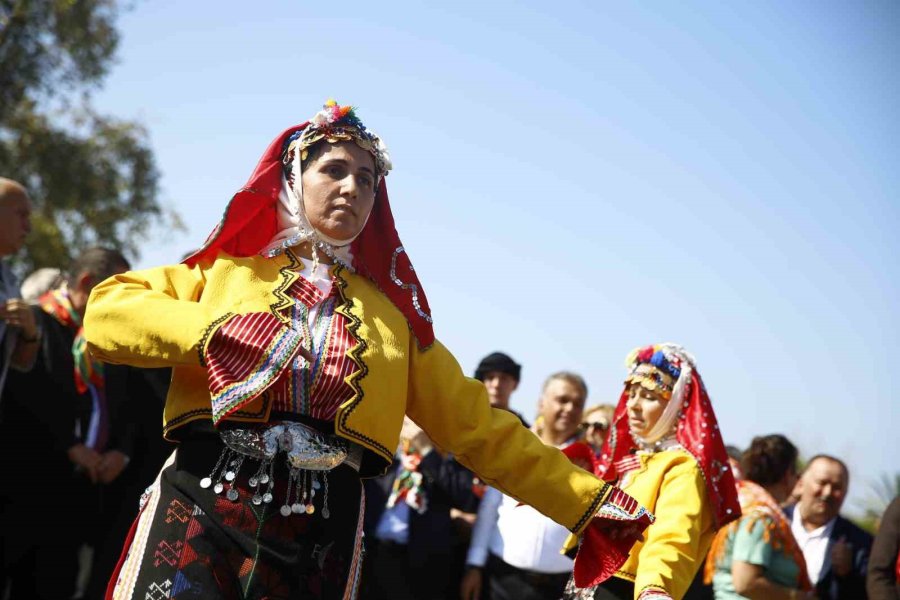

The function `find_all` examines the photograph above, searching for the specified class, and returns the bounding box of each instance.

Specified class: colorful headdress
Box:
[263,100,394,265]
[184,101,435,348]
[284,100,392,178]
[599,343,741,529]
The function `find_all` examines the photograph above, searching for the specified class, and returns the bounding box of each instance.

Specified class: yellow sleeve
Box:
[633,458,712,600]
[404,339,609,534]
[84,262,229,368]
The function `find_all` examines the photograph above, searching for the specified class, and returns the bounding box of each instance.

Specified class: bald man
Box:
[786,455,873,600]
[0,177,37,393]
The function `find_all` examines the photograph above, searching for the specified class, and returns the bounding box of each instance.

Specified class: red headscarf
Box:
[598,344,741,529]
[183,121,435,349]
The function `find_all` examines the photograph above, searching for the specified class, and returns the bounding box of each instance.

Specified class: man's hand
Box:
[400,417,433,456]
[459,567,483,600]
[97,450,129,484]
[68,443,103,483]
[831,536,853,577]
[1,299,38,340]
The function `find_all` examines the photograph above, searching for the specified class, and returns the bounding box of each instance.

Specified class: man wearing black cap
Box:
[473,351,528,426]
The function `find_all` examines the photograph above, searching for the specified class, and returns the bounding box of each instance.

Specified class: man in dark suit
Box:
[786,454,873,600]
[0,247,131,599]
[362,418,480,600]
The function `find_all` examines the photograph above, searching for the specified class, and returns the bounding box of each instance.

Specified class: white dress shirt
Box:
[466,486,574,574]
[791,508,837,583]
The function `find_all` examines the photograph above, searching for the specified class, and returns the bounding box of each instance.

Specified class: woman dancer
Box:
[564,343,740,600]
[84,101,652,599]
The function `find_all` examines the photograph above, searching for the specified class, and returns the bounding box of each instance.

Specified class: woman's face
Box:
[581,409,609,448]
[625,383,669,439]
[301,142,377,241]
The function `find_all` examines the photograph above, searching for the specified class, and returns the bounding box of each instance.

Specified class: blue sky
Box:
[93,0,898,513]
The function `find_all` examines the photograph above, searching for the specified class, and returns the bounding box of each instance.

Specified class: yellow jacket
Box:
[84,250,609,534]
[613,449,713,600]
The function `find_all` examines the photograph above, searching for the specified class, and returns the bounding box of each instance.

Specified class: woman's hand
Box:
[459,567,483,600]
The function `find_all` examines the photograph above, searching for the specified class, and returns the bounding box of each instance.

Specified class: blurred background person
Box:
[461,371,588,600]
[448,352,528,598]
[473,352,527,425]
[0,247,130,599]
[85,363,174,598]
[0,177,37,396]
[580,403,614,457]
[787,455,873,600]
[706,434,813,599]
[362,417,479,600]
[867,495,900,600]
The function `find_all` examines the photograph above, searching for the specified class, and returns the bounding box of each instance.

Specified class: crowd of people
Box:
[0,98,897,600]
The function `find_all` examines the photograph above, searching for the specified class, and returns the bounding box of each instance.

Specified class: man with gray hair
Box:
[461,371,589,600]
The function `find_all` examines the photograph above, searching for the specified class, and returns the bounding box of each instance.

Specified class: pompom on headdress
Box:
[283,100,392,181]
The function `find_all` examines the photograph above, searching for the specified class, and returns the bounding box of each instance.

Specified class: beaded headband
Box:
[624,363,676,400]
[282,100,392,178]
[623,344,685,400]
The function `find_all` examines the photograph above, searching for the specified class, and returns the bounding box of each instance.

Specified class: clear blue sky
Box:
[93,0,898,514]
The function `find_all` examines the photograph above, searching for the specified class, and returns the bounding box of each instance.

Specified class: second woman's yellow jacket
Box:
[614,448,713,600]
[84,249,609,535]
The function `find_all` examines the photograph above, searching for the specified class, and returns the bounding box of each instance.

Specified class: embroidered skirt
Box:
[107,432,365,600]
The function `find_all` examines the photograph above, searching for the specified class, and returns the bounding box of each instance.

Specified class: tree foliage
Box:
[854,472,900,534]
[0,0,179,274]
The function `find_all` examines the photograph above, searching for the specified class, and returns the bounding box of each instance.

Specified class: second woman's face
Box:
[301,142,377,241]
[625,384,668,438]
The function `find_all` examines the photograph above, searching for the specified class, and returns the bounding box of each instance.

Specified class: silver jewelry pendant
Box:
[252,494,262,506]
[263,492,273,504]
[200,477,212,489]
[321,507,330,519]
[248,476,259,488]
[226,488,239,502]
[259,474,270,485]
[213,482,224,494]
[292,503,304,514]
[280,505,292,517]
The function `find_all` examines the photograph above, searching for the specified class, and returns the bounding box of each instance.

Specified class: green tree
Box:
[855,472,900,534]
[0,0,180,274]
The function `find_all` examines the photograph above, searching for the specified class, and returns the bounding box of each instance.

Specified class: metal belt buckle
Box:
[220,422,348,471]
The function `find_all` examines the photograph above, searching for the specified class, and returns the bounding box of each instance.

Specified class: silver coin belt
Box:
[199,421,362,519]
